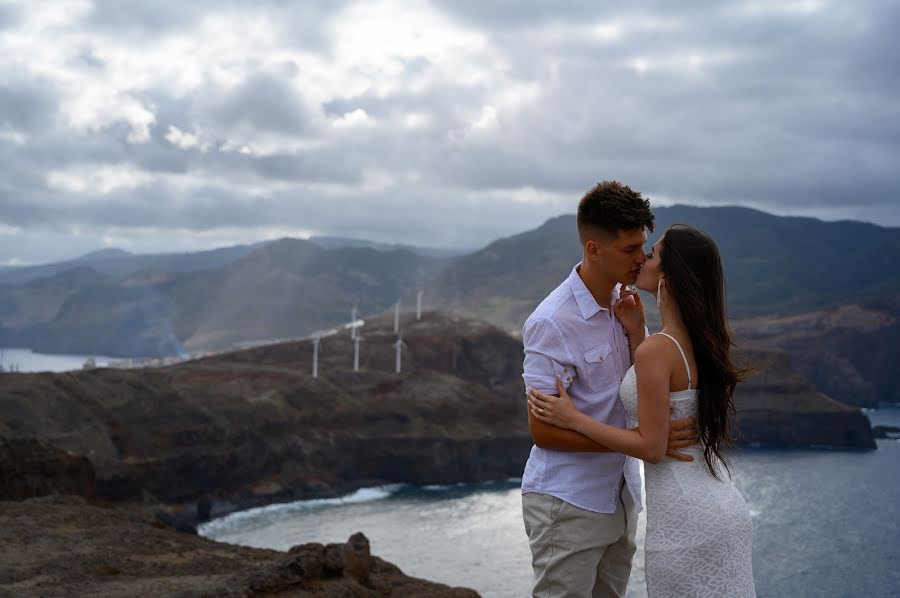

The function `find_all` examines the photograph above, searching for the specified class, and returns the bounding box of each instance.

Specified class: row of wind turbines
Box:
[310,290,424,379]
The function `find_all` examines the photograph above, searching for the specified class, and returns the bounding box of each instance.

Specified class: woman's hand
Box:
[527,376,585,431]
[615,285,645,336]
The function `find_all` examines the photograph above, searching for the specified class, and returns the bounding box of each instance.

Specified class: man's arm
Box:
[529,404,613,452]
[522,317,599,451]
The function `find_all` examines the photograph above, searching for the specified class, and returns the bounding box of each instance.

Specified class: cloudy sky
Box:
[1,0,898,265]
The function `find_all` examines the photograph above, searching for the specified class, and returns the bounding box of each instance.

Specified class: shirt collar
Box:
[567,262,622,320]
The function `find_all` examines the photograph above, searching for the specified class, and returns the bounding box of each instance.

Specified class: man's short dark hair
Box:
[577,180,655,243]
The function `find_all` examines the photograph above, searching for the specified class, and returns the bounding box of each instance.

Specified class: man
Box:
[521,181,696,597]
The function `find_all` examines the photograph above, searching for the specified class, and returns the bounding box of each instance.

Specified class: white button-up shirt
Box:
[521,263,643,514]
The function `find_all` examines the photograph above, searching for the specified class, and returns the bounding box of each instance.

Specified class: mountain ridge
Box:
[1,204,898,361]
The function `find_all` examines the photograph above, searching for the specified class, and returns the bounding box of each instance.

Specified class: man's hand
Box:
[666,417,698,462]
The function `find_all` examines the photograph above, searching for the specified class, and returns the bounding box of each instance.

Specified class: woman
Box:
[528,224,755,597]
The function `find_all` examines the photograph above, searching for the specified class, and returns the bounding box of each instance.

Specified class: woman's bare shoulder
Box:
[634,334,672,359]
[633,334,681,373]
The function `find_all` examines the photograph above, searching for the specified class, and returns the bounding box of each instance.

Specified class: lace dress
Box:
[620,333,756,597]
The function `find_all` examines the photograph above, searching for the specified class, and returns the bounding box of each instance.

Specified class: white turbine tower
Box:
[393,300,401,333]
[394,332,408,374]
[416,290,424,320]
[350,305,358,339]
[311,336,320,379]
[353,335,363,372]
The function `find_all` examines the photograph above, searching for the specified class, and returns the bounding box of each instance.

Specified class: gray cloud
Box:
[196,72,313,136]
[0,4,20,30]
[0,0,898,265]
[0,78,58,132]
[86,0,345,51]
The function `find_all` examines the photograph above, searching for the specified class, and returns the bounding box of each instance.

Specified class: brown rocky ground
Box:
[0,495,478,597]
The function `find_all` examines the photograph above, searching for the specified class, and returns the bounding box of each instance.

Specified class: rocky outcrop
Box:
[0,495,478,597]
[733,301,900,409]
[0,437,95,500]
[732,348,876,449]
[734,411,875,448]
[0,312,532,516]
[873,425,900,440]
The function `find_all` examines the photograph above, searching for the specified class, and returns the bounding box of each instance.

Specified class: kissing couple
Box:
[521,181,755,597]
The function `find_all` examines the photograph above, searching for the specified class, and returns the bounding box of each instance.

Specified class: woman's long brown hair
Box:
[661,224,748,478]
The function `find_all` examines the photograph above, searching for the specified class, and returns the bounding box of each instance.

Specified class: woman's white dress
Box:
[619,333,756,597]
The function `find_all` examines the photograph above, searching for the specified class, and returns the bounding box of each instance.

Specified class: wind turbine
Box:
[416,290,424,320]
[350,305,358,339]
[312,336,320,379]
[345,317,365,339]
[353,334,364,372]
[393,300,401,333]
[394,332,408,374]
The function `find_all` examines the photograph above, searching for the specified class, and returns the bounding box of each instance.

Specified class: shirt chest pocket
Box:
[580,342,618,391]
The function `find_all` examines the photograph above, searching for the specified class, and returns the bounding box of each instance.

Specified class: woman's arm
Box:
[528,338,674,463]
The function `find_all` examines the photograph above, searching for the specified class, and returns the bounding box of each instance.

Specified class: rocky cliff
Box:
[0,437,96,501]
[732,301,900,408]
[0,312,874,523]
[732,349,876,448]
[0,312,531,516]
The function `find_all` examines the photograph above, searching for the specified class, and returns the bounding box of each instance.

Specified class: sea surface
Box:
[201,405,900,598]
[0,347,118,372]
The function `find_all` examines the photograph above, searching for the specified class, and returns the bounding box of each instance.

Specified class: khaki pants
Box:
[523,485,637,598]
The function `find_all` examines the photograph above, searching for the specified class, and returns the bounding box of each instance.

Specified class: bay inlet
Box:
[201,406,900,598]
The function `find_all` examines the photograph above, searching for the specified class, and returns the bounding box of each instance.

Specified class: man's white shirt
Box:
[521,263,643,514]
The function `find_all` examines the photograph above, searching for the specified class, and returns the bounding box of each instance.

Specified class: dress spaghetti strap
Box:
[656,332,692,391]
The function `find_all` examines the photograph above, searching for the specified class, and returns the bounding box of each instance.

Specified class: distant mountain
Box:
[309,235,474,258]
[1,205,898,357]
[432,206,900,330]
[0,243,264,286]
[0,239,438,356]
[72,248,133,261]
[650,206,900,315]
[170,238,437,351]
[0,267,109,330]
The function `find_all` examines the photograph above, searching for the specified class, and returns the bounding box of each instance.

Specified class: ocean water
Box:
[201,406,900,598]
[0,347,117,372]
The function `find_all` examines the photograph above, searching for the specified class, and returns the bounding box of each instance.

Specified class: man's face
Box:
[594,228,648,285]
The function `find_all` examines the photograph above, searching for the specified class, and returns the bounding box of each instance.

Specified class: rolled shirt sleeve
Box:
[522,317,575,395]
